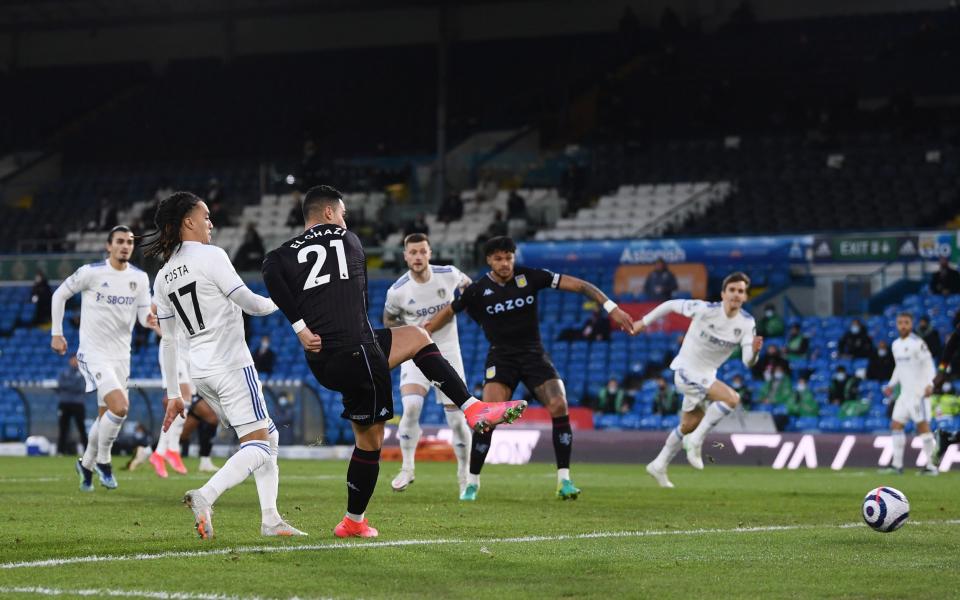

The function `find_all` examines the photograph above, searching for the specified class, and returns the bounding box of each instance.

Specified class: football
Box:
[862,487,910,533]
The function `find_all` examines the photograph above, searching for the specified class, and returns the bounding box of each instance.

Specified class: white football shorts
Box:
[193,365,270,437]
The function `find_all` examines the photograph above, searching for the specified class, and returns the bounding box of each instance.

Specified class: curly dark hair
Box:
[141,191,202,263]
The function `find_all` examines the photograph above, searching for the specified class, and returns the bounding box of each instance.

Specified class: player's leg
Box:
[392,373,427,491]
[150,397,171,478]
[533,377,580,500]
[883,399,910,474]
[74,403,88,452]
[57,404,71,455]
[335,421,384,538]
[382,326,526,429]
[185,397,220,471]
[647,370,706,488]
[915,397,938,475]
[438,351,471,495]
[77,405,104,491]
[684,378,739,469]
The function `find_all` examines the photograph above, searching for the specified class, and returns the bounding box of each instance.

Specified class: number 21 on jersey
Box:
[299,240,349,290]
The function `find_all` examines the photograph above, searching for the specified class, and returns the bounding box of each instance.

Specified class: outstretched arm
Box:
[557,274,634,334]
[633,299,690,333]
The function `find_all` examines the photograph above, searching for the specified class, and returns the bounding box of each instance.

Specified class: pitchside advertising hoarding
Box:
[387,427,960,472]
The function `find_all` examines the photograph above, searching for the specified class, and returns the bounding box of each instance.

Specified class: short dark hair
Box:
[107,225,133,244]
[403,233,430,247]
[302,185,343,222]
[897,311,914,321]
[721,271,751,291]
[484,236,516,257]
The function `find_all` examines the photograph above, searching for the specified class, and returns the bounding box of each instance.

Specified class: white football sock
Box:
[688,402,733,445]
[398,395,424,472]
[199,441,270,504]
[557,468,570,483]
[444,407,470,482]
[199,456,217,469]
[165,414,186,455]
[96,410,125,464]
[891,430,906,469]
[920,432,937,469]
[81,416,100,470]
[461,397,480,412]
[467,473,480,487]
[652,427,685,468]
[254,425,282,526]
[154,423,168,455]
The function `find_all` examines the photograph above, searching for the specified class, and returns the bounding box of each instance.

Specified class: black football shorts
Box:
[483,344,560,394]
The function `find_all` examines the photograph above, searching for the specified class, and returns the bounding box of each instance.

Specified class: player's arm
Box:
[155,291,185,431]
[556,274,634,334]
[382,289,405,328]
[634,299,698,333]
[50,267,84,355]
[740,325,763,368]
[261,251,322,353]
[136,274,155,329]
[920,342,936,397]
[935,323,960,390]
[207,247,277,316]
[884,361,901,397]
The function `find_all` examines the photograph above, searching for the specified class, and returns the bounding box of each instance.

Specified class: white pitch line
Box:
[0,586,287,600]
[4,519,959,571]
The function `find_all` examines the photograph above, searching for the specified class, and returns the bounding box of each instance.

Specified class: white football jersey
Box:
[668,300,756,375]
[890,334,935,398]
[384,265,469,351]
[154,242,254,378]
[61,260,151,363]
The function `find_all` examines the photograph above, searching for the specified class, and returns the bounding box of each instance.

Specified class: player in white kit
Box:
[635,272,763,488]
[881,312,939,476]
[383,233,473,495]
[51,225,153,492]
[149,191,306,539]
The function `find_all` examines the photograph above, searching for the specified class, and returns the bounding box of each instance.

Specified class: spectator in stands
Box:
[932,381,960,423]
[759,367,792,405]
[596,377,629,414]
[838,319,873,359]
[286,191,305,228]
[784,322,809,360]
[272,393,296,446]
[476,171,497,203]
[916,315,942,361]
[56,355,88,455]
[31,270,52,326]
[233,224,266,272]
[36,223,63,252]
[405,213,429,237]
[839,368,870,418]
[643,259,678,301]
[930,256,960,296]
[757,304,785,338]
[437,193,464,224]
[785,376,818,418]
[829,366,859,405]
[653,376,680,415]
[253,335,276,375]
[730,374,752,409]
[558,305,611,342]
[753,344,789,379]
[867,340,895,381]
[507,191,529,222]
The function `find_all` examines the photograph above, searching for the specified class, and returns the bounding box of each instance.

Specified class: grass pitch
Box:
[1,456,958,599]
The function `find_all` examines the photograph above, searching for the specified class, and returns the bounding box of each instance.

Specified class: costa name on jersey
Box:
[384,265,468,350]
[452,265,560,348]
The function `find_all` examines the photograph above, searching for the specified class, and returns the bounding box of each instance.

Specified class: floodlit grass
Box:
[1,456,958,599]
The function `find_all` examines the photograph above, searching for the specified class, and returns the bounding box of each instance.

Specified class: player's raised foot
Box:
[198,457,219,473]
[464,400,527,433]
[877,466,903,475]
[94,463,118,489]
[556,479,581,500]
[262,521,309,537]
[460,483,479,501]
[333,517,378,538]
[164,450,188,475]
[645,462,674,488]
[184,490,214,540]
[75,459,94,492]
[391,469,414,492]
[149,452,169,478]
[684,438,704,470]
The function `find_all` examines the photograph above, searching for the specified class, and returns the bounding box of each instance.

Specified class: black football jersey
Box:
[451,265,560,349]
[262,224,375,349]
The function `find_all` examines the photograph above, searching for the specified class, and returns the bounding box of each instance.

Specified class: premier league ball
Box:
[862,487,910,532]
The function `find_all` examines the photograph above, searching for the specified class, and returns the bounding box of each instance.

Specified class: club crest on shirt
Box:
[515,275,528,288]
[485,366,496,380]
[438,288,446,299]
[129,281,137,291]
[734,328,742,336]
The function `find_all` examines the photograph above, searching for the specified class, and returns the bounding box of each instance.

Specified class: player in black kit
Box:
[261,186,527,538]
[428,236,635,501]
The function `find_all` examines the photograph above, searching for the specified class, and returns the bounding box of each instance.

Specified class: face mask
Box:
[878,349,887,357]
[850,325,861,334]
[796,383,807,391]
[732,380,742,388]
[765,310,774,317]
[764,371,772,382]
[943,383,953,393]
[774,370,784,380]
[835,373,847,381]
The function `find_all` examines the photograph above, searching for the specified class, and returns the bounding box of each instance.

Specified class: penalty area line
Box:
[4,519,960,571]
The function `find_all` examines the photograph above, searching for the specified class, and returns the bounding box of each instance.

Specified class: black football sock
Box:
[470,430,493,475]
[552,415,573,469]
[346,447,381,517]
[198,421,216,458]
[412,343,472,408]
